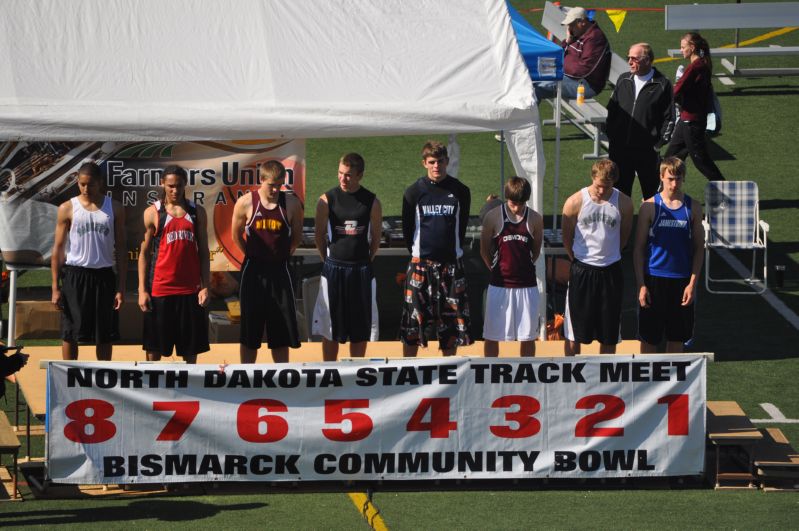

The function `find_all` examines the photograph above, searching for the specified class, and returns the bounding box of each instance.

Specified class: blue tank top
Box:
[647,193,692,278]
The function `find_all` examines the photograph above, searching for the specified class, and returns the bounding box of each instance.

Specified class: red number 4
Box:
[406,398,457,438]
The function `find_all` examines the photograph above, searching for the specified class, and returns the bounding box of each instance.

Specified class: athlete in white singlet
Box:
[51,162,127,360]
[561,160,633,356]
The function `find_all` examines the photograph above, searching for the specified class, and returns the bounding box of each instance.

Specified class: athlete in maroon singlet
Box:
[479,177,543,357]
[489,206,538,289]
[231,160,304,363]
[244,189,291,264]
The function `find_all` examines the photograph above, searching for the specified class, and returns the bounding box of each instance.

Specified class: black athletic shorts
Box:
[314,258,377,343]
[565,259,623,345]
[399,257,472,350]
[60,265,120,344]
[638,275,695,345]
[143,293,210,358]
[239,259,300,350]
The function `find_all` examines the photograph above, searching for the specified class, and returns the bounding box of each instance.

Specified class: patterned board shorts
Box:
[399,257,472,350]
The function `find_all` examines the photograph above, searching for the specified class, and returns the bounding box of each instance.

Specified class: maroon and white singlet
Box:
[150,200,201,297]
[244,190,291,263]
[489,205,537,288]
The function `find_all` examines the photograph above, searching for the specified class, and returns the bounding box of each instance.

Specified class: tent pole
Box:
[553,81,562,234]
[499,130,505,199]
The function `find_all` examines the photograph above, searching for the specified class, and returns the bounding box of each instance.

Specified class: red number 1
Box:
[658,394,689,436]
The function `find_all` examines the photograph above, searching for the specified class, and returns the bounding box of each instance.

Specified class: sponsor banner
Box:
[47,356,705,484]
[0,140,305,270]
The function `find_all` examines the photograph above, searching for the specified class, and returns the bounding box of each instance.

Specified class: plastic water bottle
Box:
[675,64,685,82]
[576,80,585,105]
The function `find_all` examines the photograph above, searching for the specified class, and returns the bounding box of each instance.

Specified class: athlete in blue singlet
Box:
[633,157,704,353]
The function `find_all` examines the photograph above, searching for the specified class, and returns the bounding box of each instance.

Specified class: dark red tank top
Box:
[489,205,537,288]
[149,200,201,297]
[245,190,291,264]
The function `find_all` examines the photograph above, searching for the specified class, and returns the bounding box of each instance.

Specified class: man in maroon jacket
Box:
[535,7,611,102]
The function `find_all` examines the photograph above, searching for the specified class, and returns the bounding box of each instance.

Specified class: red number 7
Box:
[153,401,200,441]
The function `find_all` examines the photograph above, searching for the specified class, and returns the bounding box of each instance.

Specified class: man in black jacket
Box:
[607,43,674,200]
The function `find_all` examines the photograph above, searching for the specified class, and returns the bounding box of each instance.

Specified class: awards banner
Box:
[47,356,706,484]
[0,140,305,270]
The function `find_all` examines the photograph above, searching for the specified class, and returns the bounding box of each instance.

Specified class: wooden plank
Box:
[707,401,763,441]
[755,428,799,468]
[665,3,799,30]
[668,46,799,58]
[0,466,22,501]
[0,412,21,450]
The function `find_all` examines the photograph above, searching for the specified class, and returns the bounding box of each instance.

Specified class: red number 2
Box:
[153,401,200,441]
[64,399,116,443]
[574,394,625,437]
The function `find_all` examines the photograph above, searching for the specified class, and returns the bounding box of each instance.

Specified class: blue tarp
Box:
[507,2,563,81]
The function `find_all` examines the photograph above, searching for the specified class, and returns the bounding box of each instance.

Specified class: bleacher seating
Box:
[665,2,799,78]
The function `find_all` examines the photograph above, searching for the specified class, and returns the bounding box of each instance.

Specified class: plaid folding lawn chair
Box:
[703,181,769,294]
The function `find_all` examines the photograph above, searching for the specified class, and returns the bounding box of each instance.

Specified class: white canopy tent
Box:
[0,0,549,344]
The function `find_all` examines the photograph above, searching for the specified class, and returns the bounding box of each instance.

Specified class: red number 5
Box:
[322,399,373,442]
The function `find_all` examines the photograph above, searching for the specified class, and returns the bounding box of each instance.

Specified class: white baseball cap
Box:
[561,7,587,25]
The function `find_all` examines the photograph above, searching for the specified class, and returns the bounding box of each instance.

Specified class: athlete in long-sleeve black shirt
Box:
[399,142,473,356]
[402,174,471,262]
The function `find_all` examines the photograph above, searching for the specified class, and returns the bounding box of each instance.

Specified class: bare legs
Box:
[62,340,112,361]
[322,339,367,361]
[484,340,535,357]
[240,345,289,364]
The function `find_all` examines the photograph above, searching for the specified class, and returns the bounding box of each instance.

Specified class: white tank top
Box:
[65,196,116,268]
[572,187,621,266]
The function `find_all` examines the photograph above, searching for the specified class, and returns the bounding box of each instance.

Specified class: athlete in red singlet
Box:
[149,201,202,296]
[138,165,210,363]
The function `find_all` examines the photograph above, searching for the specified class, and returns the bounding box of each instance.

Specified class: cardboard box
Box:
[209,311,240,343]
[14,294,144,343]
[14,301,61,339]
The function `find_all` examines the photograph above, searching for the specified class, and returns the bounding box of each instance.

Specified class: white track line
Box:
[751,402,799,424]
